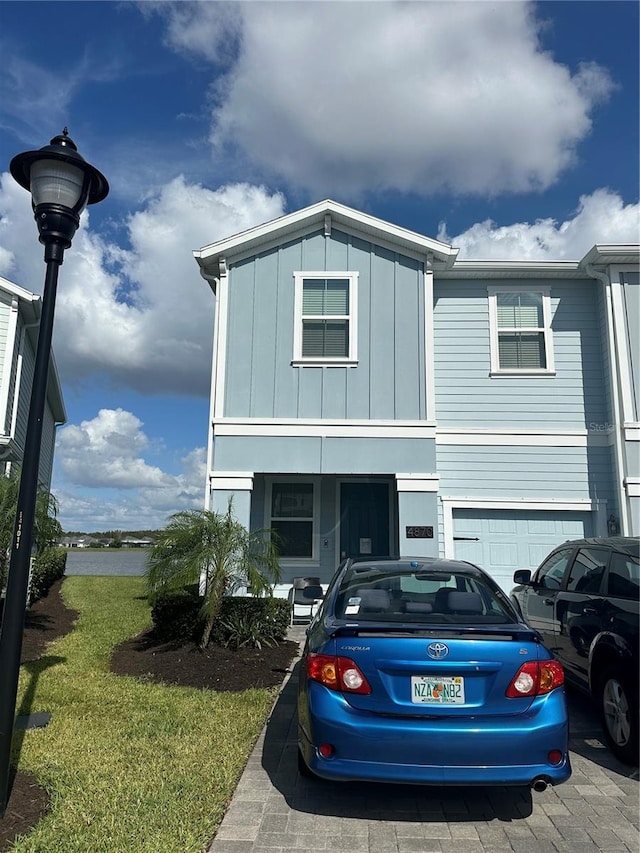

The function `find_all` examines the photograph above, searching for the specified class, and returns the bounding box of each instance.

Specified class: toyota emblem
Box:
[427,642,449,659]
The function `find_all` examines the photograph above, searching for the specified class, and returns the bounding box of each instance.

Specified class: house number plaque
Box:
[406,526,434,539]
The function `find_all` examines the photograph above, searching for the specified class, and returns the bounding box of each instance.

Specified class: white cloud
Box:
[57,408,172,488]
[0,172,286,395]
[438,189,640,260]
[157,1,614,197]
[55,409,206,529]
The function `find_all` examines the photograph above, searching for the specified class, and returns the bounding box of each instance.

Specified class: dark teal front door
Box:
[340,483,390,560]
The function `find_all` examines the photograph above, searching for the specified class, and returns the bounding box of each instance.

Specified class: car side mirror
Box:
[513,569,532,585]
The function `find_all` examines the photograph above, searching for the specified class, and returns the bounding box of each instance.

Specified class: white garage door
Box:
[452,509,593,594]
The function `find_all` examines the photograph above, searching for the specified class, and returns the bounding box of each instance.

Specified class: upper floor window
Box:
[488,286,554,375]
[293,272,358,365]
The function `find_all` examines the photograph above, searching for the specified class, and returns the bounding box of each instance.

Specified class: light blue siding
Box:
[214,435,435,475]
[437,444,614,503]
[224,229,427,421]
[433,278,607,429]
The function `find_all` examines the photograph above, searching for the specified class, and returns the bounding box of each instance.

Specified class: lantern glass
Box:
[30,159,86,209]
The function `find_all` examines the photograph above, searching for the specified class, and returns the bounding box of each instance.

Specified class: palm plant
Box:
[145,499,281,649]
[0,466,61,592]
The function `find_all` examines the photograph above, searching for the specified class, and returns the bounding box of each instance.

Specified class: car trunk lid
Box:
[331,625,544,715]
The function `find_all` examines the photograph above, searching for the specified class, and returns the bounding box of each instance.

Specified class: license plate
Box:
[411,675,465,704]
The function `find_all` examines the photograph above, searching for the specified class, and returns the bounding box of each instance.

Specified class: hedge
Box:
[151,589,291,647]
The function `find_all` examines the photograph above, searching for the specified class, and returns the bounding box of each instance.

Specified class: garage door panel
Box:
[453,509,592,594]
[489,543,518,566]
[488,518,517,534]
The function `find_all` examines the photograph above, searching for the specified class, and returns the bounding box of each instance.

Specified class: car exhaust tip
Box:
[531,777,549,792]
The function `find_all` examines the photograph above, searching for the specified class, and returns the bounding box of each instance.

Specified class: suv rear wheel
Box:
[596,665,638,765]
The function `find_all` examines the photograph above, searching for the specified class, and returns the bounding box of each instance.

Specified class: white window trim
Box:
[292,271,358,366]
[265,476,321,565]
[487,285,555,376]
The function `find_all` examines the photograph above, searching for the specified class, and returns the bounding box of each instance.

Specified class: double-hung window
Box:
[268,479,319,562]
[488,286,554,374]
[293,272,358,365]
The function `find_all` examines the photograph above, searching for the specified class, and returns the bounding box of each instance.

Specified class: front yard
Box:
[6,576,283,852]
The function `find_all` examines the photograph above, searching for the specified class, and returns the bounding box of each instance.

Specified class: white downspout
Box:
[585,263,629,534]
[199,268,221,512]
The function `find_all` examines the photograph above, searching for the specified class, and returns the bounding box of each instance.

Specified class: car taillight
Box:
[506,660,564,698]
[306,653,372,694]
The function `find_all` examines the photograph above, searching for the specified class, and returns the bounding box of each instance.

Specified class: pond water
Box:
[64,548,149,576]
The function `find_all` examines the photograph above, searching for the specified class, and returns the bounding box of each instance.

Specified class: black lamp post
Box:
[0,130,108,817]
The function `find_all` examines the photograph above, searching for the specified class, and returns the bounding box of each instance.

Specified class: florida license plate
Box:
[411,675,465,704]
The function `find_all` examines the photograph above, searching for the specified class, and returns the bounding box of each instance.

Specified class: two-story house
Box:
[194,201,639,593]
[0,275,65,489]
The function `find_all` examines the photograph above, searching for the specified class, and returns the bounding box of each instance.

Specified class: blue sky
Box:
[0,0,638,531]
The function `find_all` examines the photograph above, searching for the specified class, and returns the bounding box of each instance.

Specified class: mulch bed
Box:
[0,576,299,850]
[111,631,299,691]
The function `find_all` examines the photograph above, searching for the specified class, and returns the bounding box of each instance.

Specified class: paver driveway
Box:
[208,654,639,853]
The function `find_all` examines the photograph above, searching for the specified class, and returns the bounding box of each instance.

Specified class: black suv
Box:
[511,537,639,764]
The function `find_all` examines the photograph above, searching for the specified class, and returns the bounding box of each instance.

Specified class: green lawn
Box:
[11,576,278,852]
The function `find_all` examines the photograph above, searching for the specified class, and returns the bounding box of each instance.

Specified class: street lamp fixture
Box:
[0,130,108,818]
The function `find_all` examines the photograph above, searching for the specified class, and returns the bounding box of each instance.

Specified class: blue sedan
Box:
[297,557,571,790]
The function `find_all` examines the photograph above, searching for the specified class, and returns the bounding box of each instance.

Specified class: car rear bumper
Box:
[299,684,571,787]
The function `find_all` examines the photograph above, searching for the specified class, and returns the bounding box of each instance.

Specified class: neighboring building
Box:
[194,201,639,593]
[0,275,65,489]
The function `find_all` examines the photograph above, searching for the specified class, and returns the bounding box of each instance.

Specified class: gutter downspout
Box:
[585,263,629,534]
[198,268,220,512]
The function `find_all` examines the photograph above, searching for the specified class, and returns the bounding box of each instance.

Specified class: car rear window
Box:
[334,564,514,624]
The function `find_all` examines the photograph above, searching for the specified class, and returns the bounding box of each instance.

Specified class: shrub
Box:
[28,546,67,604]
[150,590,290,647]
[210,597,290,648]
[151,586,202,642]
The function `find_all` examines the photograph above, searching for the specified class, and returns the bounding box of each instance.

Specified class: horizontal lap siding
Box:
[437,444,614,504]
[225,230,426,421]
[433,278,606,429]
[0,299,10,433]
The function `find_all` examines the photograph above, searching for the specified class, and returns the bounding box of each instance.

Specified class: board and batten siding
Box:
[433,278,607,429]
[224,229,427,421]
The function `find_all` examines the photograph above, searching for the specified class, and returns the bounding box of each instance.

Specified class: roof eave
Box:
[194,199,459,272]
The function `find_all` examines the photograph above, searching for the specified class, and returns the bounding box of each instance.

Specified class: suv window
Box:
[534,548,572,589]
[567,548,609,593]
[607,553,640,599]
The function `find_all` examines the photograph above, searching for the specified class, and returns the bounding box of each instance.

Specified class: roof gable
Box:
[194,199,458,279]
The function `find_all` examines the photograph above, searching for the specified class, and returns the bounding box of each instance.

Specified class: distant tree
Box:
[145,499,281,649]
[109,531,123,548]
[0,467,62,590]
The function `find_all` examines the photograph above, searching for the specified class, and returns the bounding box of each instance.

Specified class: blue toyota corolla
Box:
[297,557,572,790]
